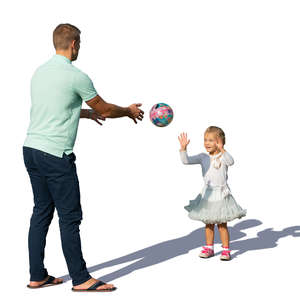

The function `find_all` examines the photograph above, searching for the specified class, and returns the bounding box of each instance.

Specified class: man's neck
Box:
[55,50,72,61]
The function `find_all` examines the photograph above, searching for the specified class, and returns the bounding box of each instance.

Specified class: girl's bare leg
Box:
[217,223,229,248]
[205,224,215,245]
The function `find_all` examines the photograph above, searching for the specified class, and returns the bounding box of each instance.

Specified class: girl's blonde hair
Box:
[204,126,226,145]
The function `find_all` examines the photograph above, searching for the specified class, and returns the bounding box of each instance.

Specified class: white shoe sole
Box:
[199,254,214,258]
[220,256,231,261]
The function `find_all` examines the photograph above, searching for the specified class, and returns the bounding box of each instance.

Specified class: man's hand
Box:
[86,95,144,122]
[89,109,106,126]
[128,103,144,124]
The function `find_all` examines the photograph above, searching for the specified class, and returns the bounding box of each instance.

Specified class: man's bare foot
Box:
[29,275,63,287]
[72,278,115,291]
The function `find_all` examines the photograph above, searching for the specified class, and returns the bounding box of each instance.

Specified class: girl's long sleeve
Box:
[180,150,203,165]
[221,151,234,166]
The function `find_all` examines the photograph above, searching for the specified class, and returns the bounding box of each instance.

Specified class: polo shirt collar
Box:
[53,54,72,64]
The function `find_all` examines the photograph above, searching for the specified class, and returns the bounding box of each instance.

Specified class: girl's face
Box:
[204,132,219,154]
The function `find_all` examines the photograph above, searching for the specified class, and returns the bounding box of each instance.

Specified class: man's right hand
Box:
[128,103,144,124]
[86,95,144,121]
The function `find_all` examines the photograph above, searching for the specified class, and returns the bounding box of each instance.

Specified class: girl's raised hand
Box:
[216,137,225,153]
[178,132,190,151]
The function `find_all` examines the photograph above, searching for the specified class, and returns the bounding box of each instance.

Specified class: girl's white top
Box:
[179,150,234,188]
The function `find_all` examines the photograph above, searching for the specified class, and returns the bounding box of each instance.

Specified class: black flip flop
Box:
[72,280,117,292]
[27,275,63,289]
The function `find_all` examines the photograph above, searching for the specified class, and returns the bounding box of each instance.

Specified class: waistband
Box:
[202,183,231,198]
[204,183,228,189]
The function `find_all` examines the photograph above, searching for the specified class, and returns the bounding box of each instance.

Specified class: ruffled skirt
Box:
[184,185,247,224]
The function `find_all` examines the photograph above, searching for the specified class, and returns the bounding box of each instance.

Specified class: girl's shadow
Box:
[59,219,300,282]
[215,225,300,259]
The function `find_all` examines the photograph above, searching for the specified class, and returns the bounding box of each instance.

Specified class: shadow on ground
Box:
[59,219,300,283]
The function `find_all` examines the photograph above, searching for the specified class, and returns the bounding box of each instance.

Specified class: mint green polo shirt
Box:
[23,54,98,158]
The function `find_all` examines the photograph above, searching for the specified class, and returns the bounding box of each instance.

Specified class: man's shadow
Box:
[59,219,300,283]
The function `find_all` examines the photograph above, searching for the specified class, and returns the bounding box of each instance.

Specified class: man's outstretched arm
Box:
[79,108,106,125]
[86,95,144,124]
[80,109,90,119]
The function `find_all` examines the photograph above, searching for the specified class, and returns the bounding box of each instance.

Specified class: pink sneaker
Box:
[198,246,214,258]
[220,250,231,261]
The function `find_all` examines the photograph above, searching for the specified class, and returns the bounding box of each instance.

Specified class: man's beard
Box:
[71,49,79,61]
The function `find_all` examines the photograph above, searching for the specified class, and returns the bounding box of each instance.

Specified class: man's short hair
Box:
[53,23,81,50]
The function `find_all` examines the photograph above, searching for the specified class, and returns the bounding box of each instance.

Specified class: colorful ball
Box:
[150,103,174,127]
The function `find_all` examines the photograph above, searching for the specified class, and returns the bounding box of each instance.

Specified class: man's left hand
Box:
[89,109,106,125]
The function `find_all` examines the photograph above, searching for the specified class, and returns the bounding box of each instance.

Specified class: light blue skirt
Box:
[184,185,247,224]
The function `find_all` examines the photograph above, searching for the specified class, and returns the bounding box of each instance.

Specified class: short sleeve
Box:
[73,71,98,102]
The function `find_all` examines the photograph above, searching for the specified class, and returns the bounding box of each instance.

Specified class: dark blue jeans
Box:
[23,146,91,286]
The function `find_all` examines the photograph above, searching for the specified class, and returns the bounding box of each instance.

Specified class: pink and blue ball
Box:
[150,103,174,127]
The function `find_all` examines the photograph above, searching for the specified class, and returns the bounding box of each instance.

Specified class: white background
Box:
[1,0,300,299]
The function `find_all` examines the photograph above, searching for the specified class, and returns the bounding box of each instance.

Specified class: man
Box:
[23,23,144,292]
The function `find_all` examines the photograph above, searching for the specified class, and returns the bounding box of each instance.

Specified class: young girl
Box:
[178,126,246,260]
